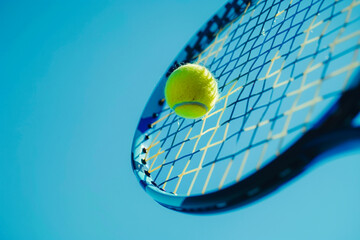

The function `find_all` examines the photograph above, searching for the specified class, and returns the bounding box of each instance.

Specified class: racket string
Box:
[140,0,360,196]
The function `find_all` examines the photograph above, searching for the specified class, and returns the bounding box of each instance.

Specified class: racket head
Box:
[131,0,360,213]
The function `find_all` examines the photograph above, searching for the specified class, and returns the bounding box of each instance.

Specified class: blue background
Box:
[1,1,359,239]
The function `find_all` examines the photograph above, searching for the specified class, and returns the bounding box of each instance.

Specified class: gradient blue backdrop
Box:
[1,1,359,239]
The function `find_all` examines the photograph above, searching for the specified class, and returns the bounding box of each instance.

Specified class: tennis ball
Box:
[165,63,218,119]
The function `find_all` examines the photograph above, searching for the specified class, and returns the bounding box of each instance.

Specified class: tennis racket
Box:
[131,0,360,213]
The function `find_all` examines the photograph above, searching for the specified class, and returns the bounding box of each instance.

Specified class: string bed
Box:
[139,0,360,196]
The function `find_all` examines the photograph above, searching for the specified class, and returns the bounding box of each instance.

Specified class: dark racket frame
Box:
[131,0,360,213]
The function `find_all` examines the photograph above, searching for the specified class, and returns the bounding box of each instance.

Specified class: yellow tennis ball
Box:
[165,63,218,119]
